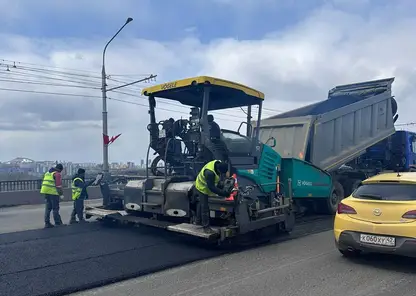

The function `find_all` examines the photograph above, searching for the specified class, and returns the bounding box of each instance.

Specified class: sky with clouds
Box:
[0,0,415,164]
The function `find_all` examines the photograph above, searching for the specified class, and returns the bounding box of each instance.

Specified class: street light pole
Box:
[101,17,133,175]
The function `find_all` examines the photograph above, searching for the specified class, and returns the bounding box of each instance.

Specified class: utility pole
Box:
[101,17,133,178]
[100,73,156,208]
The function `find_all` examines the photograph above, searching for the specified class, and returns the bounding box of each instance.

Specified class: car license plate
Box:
[359,234,395,247]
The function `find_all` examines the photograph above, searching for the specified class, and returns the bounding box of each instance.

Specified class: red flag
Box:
[103,134,110,145]
[103,133,122,145]
[109,133,122,145]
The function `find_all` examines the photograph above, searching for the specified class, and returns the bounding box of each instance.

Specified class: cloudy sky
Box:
[0,0,415,164]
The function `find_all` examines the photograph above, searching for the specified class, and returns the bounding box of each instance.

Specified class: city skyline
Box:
[0,156,150,182]
[0,156,151,165]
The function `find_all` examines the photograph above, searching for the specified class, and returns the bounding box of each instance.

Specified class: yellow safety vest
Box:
[72,177,83,200]
[40,171,59,195]
[195,160,220,196]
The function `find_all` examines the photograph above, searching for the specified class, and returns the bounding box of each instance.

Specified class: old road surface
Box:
[1,203,415,296]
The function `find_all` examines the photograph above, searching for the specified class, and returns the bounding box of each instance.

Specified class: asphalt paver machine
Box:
[85,76,332,243]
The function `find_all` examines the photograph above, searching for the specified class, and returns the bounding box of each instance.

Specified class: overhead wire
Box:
[0,65,240,119]
[0,62,102,80]
[0,58,287,118]
[4,58,416,135]
[0,70,100,87]
[1,81,414,127]
[395,122,416,127]
[0,58,153,77]
[0,78,100,90]
[1,63,415,127]
[0,58,285,114]
[0,87,101,98]
[0,71,245,121]
[1,59,103,76]
[0,86,246,123]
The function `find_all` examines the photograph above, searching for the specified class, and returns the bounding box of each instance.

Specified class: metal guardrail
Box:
[0,175,144,192]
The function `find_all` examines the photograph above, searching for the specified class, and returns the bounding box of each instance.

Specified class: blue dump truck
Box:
[257,77,399,215]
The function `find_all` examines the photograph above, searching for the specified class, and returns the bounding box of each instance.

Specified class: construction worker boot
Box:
[44,222,54,229]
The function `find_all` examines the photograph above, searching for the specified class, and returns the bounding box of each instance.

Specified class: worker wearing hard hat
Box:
[194,160,232,231]
[40,163,65,228]
[69,168,98,224]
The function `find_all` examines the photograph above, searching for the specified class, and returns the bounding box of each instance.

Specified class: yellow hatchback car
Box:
[334,172,416,258]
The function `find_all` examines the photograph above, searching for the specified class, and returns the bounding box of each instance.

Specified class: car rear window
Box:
[352,182,416,201]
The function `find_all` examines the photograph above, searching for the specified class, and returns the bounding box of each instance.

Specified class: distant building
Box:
[0,157,36,173]
[4,157,144,179]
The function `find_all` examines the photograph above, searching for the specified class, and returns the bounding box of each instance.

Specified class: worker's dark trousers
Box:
[44,194,63,225]
[196,192,210,228]
[70,198,85,221]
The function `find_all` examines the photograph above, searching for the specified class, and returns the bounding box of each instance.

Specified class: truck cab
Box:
[354,130,416,172]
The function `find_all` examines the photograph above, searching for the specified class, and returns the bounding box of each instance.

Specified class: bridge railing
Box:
[0,175,144,192]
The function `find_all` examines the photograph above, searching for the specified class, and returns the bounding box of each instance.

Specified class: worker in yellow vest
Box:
[69,168,96,224]
[40,163,64,228]
[194,160,231,231]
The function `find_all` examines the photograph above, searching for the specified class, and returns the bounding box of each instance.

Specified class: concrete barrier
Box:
[0,186,102,207]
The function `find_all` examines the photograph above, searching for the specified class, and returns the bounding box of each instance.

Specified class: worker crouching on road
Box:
[69,168,96,224]
[40,163,65,228]
[194,160,232,232]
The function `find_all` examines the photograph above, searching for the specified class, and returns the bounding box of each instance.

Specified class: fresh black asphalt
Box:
[0,223,226,296]
[1,202,415,296]
[0,215,333,296]
[74,230,416,296]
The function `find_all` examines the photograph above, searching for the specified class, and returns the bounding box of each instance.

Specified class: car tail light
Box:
[337,202,357,214]
[402,210,416,219]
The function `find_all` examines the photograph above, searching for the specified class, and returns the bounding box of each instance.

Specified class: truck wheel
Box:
[344,179,362,196]
[324,181,344,215]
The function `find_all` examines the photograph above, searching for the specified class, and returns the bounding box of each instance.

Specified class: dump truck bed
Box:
[258,78,397,172]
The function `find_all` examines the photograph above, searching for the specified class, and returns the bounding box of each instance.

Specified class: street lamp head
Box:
[126,17,133,24]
